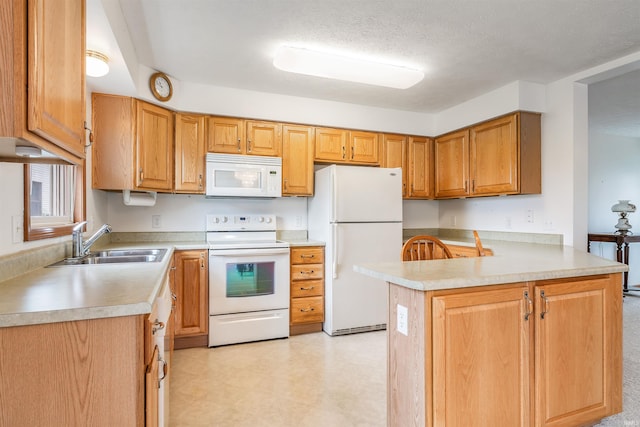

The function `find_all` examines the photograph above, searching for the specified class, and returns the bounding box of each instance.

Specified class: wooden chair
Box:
[473,230,486,257]
[401,235,453,261]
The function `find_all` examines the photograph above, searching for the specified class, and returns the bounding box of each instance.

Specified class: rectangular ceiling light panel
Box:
[273,46,424,89]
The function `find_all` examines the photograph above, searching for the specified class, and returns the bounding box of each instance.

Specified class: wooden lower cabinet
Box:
[173,250,209,348]
[290,246,325,335]
[388,273,622,427]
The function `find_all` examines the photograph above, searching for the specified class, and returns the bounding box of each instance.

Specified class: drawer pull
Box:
[300,286,315,291]
[152,319,165,334]
[300,270,314,275]
[300,254,315,259]
[300,308,315,312]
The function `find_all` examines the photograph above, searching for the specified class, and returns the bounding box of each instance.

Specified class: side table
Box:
[588,232,640,293]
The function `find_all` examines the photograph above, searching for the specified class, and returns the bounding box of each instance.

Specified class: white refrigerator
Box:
[307,164,403,336]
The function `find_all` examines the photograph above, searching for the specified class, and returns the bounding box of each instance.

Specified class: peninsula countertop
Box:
[354,241,628,292]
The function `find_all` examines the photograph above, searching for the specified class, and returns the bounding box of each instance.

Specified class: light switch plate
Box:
[12,215,23,243]
[397,304,408,336]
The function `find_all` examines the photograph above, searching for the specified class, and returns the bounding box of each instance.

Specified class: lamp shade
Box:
[611,200,636,213]
[86,50,109,77]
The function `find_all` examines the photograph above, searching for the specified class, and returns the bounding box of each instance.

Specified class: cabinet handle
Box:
[540,290,550,319]
[472,179,475,192]
[247,138,252,152]
[300,270,314,275]
[139,168,144,182]
[300,286,315,291]
[198,174,203,189]
[342,145,346,159]
[300,307,315,312]
[464,181,467,192]
[152,319,165,334]
[283,178,288,190]
[523,290,533,320]
[300,254,315,259]
[351,146,355,160]
[159,357,168,383]
[200,254,205,269]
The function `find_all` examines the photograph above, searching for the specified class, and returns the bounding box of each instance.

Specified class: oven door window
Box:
[226,261,275,297]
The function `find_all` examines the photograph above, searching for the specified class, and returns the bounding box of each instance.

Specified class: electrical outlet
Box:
[295,215,303,228]
[397,304,408,336]
[505,216,512,229]
[152,215,161,228]
[12,215,23,243]
[526,209,534,223]
[450,215,457,227]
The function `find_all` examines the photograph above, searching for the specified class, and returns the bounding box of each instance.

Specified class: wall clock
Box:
[149,72,173,102]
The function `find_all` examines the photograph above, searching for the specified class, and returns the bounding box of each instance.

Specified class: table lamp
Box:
[612,200,636,234]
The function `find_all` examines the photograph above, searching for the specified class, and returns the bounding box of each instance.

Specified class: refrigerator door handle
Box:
[332,223,338,279]
[331,169,337,222]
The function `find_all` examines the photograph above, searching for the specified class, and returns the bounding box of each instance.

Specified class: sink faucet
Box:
[71,222,113,258]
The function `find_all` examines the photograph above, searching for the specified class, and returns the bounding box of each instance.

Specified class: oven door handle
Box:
[209,248,290,257]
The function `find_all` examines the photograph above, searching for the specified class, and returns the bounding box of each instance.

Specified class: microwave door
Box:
[207,164,268,197]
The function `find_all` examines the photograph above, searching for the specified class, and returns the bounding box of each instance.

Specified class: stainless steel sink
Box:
[49,248,168,266]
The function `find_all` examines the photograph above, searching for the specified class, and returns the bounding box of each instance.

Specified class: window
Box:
[24,162,84,241]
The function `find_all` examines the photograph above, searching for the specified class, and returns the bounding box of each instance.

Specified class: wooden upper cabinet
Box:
[314,127,348,162]
[206,117,244,154]
[315,127,380,165]
[246,120,282,156]
[0,0,86,164]
[282,124,314,196]
[407,136,434,199]
[92,94,174,192]
[175,114,205,193]
[349,131,379,164]
[136,101,174,191]
[471,112,541,196]
[206,117,281,156]
[435,129,470,198]
[382,134,407,197]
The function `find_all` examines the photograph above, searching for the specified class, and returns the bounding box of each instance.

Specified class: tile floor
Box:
[170,330,387,427]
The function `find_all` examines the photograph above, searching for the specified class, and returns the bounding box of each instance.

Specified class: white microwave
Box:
[206,153,282,198]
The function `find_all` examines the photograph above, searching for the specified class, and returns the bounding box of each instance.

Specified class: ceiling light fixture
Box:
[15,145,42,157]
[86,50,110,77]
[273,45,424,89]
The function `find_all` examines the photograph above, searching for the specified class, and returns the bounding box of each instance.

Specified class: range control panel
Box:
[206,214,277,232]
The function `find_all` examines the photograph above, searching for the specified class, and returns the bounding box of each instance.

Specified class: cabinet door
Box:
[349,130,380,164]
[175,114,205,193]
[382,134,407,197]
[407,136,434,199]
[435,129,470,198]
[315,127,348,162]
[28,0,86,158]
[136,101,174,191]
[206,116,244,153]
[145,346,159,427]
[246,120,282,156]
[470,113,519,195]
[282,124,314,196]
[534,275,622,427]
[432,285,531,427]
[174,250,208,336]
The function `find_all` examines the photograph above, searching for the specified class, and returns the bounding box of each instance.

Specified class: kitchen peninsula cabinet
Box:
[92,94,175,192]
[315,127,380,165]
[0,0,86,164]
[175,113,206,193]
[206,116,282,156]
[355,246,623,427]
[282,124,315,196]
[434,112,541,199]
[290,246,325,335]
[173,250,209,348]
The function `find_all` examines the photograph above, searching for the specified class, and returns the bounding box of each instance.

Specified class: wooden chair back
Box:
[473,230,486,257]
[401,235,453,261]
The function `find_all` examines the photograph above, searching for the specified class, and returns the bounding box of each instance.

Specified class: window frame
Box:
[23,161,86,241]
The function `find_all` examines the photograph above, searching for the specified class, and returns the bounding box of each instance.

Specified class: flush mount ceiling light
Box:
[15,145,42,157]
[273,45,424,89]
[86,50,110,77]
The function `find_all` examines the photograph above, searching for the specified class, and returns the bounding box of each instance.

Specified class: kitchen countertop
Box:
[355,241,628,292]
[0,243,177,328]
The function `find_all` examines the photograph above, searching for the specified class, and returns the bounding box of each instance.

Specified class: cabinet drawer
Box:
[291,247,324,264]
[291,264,323,280]
[291,296,324,324]
[291,279,324,298]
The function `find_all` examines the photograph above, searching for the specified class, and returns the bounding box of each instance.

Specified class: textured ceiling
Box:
[589,70,640,137]
[87,0,640,136]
